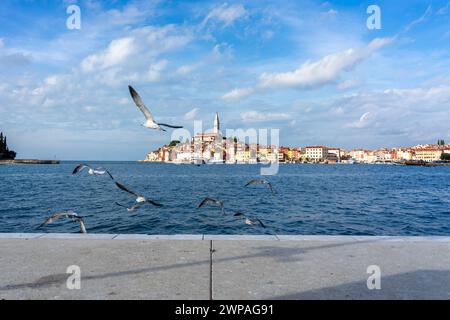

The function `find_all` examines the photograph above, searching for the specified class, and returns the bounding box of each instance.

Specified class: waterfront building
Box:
[396,149,414,161]
[145,150,160,162]
[327,148,341,162]
[350,149,368,162]
[306,146,329,162]
[414,149,443,162]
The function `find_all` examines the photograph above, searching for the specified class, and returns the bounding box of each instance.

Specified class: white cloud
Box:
[222,38,392,101]
[145,60,168,82]
[201,3,246,28]
[259,38,392,89]
[323,9,338,17]
[80,25,191,75]
[437,2,450,15]
[184,107,200,120]
[222,87,255,101]
[81,37,136,73]
[337,79,360,90]
[241,111,290,122]
[262,30,274,40]
[345,111,375,129]
[404,5,433,32]
[177,64,196,75]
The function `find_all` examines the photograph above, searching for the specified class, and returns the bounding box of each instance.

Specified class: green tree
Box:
[169,140,180,147]
[441,153,450,161]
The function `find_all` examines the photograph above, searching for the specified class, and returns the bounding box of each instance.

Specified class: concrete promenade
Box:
[0,234,449,300]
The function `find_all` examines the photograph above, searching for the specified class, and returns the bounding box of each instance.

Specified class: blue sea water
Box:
[0,162,449,235]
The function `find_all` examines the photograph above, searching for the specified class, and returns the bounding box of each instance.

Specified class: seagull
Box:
[115,181,163,207]
[72,164,114,179]
[198,197,225,215]
[128,85,183,131]
[39,211,87,233]
[234,212,266,228]
[115,202,143,213]
[244,179,276,195]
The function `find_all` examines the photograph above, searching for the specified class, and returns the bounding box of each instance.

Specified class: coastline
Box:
[0,159,60,165]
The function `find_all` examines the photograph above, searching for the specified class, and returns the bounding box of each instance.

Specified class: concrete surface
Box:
[0,234,449,300]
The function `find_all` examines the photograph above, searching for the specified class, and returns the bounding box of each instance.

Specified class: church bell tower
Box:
[213,112,220,136]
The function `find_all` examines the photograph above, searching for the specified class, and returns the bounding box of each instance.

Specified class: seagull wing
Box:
[77,217,87,233]
[255,218,266,228]
[72,164,89,175]
[106,170,114,180]
[244,179,261,187]
[115,182,140,198]
[158,123,183,129]
[96,168,114,180]
[39,212,76,227]
[198,197,216,208]
[219,201,225,215]
[128,85,155,122]
[267,182,276,195]
[115,202,128,209]
[146,200,164,207]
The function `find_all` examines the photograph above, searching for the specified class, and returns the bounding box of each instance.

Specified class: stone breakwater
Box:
[0,159,59,164]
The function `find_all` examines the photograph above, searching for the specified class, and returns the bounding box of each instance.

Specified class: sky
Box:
[1,0,450,160]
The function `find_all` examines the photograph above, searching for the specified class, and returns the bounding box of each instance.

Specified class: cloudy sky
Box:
[1,0,450,160]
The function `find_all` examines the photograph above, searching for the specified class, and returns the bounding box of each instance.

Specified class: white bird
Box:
[115,181,163,207]
[197,197,225,215]
[39,211,87,233]
[72,164,114,179]
[244,179,276,195]
[234,212,266,228]
[115,202,143,213]
[128,85,183,131]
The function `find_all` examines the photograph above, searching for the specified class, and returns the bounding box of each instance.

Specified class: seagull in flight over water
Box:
[115,181,163,207]
[39,211,87,233]
[128,85,183,131]
[234,212,266,228]
[197,197,225,215]
[114,202,144,213]
[245,179,276,195]
[72,164,114,179]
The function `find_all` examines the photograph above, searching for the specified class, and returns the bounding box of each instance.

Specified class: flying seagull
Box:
[72,164,114,179]
[234,212,266,228]
[39,211,87,233]
[128,85,183,131]
[198,197,225,215]
[115,181,163,207]
[115,202,143,213]
[244,179,276,195]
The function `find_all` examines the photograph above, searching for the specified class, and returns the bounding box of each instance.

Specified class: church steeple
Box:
[213,112,220,135]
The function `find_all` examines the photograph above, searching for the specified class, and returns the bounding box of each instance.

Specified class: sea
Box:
[0,162,449,235]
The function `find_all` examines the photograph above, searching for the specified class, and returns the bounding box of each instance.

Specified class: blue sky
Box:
[1,0,450,160]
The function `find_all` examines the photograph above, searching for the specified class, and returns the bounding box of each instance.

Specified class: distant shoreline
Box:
[0,159,60,165]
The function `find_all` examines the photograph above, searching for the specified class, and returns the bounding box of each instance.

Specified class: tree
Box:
[438,139,446,146]
[441,153,450,161]
[169,140,180,147]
